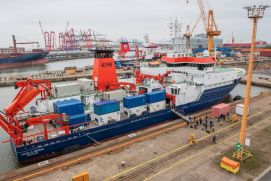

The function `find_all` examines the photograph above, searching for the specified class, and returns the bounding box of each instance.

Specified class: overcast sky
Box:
[0,0,270,48]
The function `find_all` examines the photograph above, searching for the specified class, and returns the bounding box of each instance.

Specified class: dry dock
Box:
[1,93,270,181]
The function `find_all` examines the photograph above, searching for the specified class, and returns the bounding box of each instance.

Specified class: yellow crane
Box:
[186,0,221,52]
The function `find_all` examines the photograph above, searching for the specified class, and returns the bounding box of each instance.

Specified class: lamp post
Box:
[238,5,269,161]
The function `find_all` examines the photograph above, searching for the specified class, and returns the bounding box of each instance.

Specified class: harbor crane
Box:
[187,0,221,52]
[38,21,55,51]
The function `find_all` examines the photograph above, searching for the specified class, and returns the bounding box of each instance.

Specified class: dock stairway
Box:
[171,109,190,122]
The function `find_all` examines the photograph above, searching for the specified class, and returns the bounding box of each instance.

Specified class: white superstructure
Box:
[140,51,245,114]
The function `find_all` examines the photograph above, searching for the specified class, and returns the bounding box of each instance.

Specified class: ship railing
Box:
[20,126,68,147]
[69,122,88,133]
[18,121,89,147]
[15,112,31,121]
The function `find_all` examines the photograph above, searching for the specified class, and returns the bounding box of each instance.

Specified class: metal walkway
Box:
[171,109,190,122]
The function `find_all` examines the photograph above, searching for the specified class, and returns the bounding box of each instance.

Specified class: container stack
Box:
[93,100,120,126]
[123,95,147,117]
[53,99,87,126]
[145,91,166,113]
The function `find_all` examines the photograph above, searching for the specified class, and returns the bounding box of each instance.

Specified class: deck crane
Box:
[187,0,221,52]
[0,79,69,145]
[135,70,171,84]
[12,35,39,54]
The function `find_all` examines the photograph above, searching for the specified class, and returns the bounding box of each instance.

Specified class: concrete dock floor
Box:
[27,94,271,181]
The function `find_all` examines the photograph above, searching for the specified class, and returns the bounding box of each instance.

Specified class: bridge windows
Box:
[166,63,214,69]
[171,87,180,95]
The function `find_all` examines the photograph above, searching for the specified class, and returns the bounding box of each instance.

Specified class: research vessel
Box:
[0,49,244,163]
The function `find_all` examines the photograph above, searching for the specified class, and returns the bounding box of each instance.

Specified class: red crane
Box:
[68,28,76,49]
[81,29,93,49]
[44,31,55,51]
[38,21,55,51]
[135,70,171,84]
[0,79,69,145]
[59,32,65,50]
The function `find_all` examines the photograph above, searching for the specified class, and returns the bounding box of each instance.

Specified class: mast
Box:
[169,18,182,52]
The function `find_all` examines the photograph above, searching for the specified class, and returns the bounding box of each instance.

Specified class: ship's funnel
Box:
[92,49,118,91]
[120,42,130,53]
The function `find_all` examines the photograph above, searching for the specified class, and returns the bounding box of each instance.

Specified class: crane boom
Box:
[39,21,46,48]
[187,0,221,52]
[135,70,171,84]
[5,79,53,117]
[0,79,69,145]
[197,0,208,31]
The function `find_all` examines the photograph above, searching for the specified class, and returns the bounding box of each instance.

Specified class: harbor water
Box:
[0,58,270,173]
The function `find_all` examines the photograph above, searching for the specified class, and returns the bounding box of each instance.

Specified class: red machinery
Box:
[135,69,171,84]
[135,69,176,107]
[0,79,69,145]
[25,114,69,141]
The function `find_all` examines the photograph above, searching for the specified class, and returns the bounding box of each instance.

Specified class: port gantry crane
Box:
[0,79,69,145]
[39,21,55,51]
[186,0,221,52]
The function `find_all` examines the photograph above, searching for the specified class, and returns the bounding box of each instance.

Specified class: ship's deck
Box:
[21,113,131,145]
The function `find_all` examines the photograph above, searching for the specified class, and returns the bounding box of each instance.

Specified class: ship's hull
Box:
[0,52,49,69]
[14,109,177,163]
[175,78,240,114]
[13,80,239,163]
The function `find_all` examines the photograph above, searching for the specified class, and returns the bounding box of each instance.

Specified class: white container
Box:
[148,101,166,113]
[54,83,81,97]
[103,89,126,101]
[235,104,249,116]
[78,78,94,91]
[123,105,147,117]
[93,111,121,126]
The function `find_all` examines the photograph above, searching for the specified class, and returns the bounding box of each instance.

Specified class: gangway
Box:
[171,109,190,122]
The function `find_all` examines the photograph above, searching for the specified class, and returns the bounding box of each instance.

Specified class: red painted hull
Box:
[0,58,49,69]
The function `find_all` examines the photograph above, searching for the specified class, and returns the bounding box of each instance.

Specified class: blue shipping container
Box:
[54,99,84,116]
[123,95,146,109]
[69,113,88,126]
[94,100,120,115]
[145,91,166,103]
